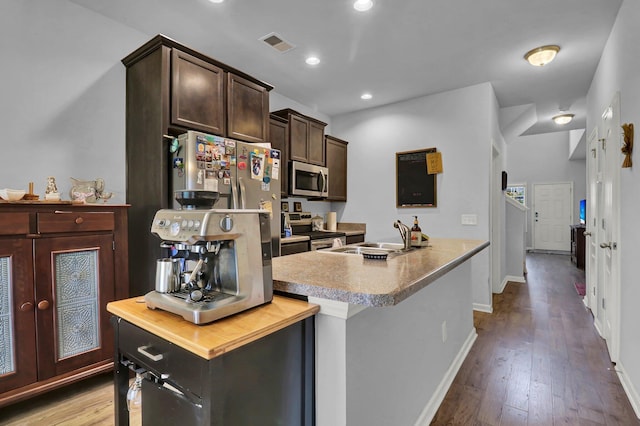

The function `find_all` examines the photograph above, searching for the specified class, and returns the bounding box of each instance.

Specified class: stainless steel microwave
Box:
[290,161,329,197]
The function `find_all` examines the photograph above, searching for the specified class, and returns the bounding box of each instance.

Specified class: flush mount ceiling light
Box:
[305,56,320,66]
[552,113,574,125]
[208,0,224,3]
[361,93,372,100]
[353,0,373,12]
[524,45,560,67]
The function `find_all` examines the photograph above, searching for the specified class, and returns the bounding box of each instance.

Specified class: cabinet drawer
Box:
[0,212,29,235]
[118,320,206,398]
[37,211,115,233]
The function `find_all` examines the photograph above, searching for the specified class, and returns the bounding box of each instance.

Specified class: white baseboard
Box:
[615,361,640,419]
[505,275,526,283]
[473,303,493,313]
[414,328,478,425]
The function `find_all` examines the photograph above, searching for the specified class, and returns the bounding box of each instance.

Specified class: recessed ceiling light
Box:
[552,113,574,125]
[361,93,372,100]
[524,45,560,67]
[353,0,373,12]
[208,0,224,3]
[305,56,320,66]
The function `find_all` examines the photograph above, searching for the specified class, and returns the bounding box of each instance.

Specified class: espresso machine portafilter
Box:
[145,205,273,324]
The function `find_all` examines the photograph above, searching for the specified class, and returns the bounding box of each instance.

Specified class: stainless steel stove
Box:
[284,212,346,250]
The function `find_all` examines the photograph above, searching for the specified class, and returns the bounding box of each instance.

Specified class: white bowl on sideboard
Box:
[0,189,26,201]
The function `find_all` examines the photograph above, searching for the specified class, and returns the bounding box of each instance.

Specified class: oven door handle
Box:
[311,241,335,250]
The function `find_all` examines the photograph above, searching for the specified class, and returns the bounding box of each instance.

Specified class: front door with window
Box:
[533,182,572,251]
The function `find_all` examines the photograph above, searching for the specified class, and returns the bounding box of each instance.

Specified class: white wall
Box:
[0,0,150,203]
[331,83,495,309]
[587,0,640,415]
[506,132,587,249]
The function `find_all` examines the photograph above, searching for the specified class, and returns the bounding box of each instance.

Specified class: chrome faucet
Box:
[394,220,412,250]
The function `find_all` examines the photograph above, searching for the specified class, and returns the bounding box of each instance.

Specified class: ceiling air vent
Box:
[260,32,295,53]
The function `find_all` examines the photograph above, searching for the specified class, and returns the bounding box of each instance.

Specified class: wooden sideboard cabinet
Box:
[570,224,586,270]
[325,135,348,201]
[0,203,129,407]
[271,109,327,166]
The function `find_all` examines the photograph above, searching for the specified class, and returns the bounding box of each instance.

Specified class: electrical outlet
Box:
[441,320,447,343]
[461,214,477,225]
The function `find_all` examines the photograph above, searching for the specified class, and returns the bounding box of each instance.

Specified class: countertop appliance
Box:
[145,205,273,324]
[284,212,346,250]
[173,131,281,256]
[290,161,329,198]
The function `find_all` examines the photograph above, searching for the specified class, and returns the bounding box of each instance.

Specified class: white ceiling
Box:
[72,0,623,136]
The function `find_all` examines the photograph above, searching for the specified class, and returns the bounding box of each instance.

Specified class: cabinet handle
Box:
[37,300,50,310]
[20,302,34,312]
[75,216,84,224]
[137,345,164,362]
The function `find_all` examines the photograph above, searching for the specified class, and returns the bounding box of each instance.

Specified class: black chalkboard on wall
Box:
[396,148,437,207]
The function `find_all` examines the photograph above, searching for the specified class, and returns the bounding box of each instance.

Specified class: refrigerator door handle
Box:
[230,178,239,209]
[238,176,247,209]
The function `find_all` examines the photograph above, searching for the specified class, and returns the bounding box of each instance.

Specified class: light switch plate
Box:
[461,214,477,225]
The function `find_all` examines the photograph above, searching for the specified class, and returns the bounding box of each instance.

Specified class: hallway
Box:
[432,253,639,425]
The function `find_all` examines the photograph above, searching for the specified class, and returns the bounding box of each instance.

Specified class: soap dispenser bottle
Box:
[411,216,422,247]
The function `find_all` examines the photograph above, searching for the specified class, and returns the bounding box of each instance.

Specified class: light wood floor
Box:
[432,252,640,425]
[1,253,638,425]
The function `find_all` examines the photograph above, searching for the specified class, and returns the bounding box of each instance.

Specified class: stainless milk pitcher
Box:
[155,258,181,293]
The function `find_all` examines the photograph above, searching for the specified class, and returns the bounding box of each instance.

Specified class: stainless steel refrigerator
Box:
[172,130,281,256]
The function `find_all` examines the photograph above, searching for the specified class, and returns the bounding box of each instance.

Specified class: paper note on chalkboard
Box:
[426,152,443,174]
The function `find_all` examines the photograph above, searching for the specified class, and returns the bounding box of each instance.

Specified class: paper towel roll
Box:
[326,212,337,231]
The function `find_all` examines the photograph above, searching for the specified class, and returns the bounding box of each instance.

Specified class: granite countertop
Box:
[273,238,489,307]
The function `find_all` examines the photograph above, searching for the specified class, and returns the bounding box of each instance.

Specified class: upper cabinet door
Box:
[171,49,225,135]
[227,73,269,143]
[289,114,310,163]
[307,121,326,166]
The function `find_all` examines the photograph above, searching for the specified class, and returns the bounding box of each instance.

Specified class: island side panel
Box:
[345,261,475,425]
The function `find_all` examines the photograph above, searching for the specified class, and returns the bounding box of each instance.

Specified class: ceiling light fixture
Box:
[524,45,560,67]
[208,0,224,3]
[305,56,320,66]
[552,113,574,125]
[353,0,373,12]
[361,93,372,100]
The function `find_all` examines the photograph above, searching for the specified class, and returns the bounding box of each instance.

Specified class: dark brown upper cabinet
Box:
[272,109,327,166]
[269,114,289,197]
[325,135,348,201]
[171,49,225,135]
[227,73,270,143]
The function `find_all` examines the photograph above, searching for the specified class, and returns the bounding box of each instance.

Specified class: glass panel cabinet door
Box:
[0,239,36,393]
[34,234,115,379]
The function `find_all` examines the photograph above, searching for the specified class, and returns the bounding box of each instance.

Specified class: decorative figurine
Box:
[44,176,61,201]
[622,123,634,168]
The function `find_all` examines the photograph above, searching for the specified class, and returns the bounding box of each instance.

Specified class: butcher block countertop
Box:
[273,238,489,307]
[107,295,319,360]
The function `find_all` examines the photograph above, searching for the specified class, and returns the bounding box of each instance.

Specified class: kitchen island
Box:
[273,238,489,426]
[107,295,319,425]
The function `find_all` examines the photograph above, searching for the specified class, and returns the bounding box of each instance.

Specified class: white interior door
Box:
[533,183,572,251]
[586,128,599,314]
[597,93,621,361]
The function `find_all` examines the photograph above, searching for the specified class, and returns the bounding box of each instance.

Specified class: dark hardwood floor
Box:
[431,252,640,425]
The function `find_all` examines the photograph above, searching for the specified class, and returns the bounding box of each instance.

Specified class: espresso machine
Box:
[144,191,273,324]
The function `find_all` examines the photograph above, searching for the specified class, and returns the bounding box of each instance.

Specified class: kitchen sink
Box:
[322,242,414,257]
[353,242,406,250]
